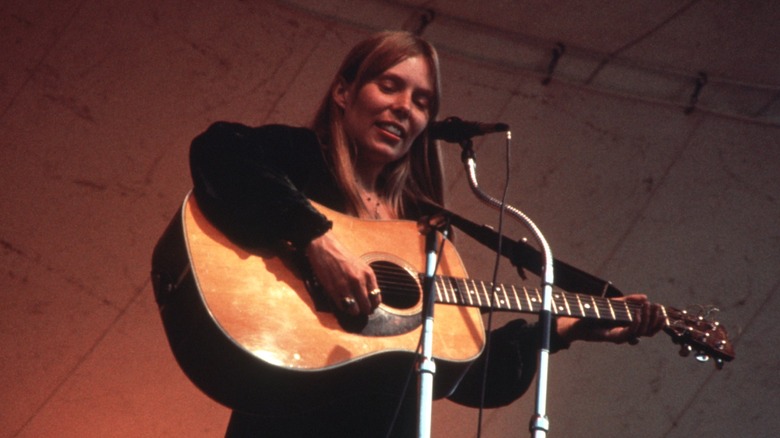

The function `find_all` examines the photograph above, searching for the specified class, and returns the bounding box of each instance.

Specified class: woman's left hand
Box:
[556,294,666,345]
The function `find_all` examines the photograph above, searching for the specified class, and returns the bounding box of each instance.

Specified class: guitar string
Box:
[356,267,724,357]
[369,265,643,321]
[369,265,643,315]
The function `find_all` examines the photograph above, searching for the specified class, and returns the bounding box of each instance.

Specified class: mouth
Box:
[376,121,406,140]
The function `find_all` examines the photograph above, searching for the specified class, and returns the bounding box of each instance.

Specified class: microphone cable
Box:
[476,130,513,438]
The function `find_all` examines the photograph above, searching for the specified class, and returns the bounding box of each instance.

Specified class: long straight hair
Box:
[312,31,444,219]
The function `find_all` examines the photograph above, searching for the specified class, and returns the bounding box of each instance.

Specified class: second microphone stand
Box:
[457,133,556,438]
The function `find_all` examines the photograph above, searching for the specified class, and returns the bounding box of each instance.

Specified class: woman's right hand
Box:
[304,232,381,315]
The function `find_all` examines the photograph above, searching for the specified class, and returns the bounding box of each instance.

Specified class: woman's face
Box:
[335,56,434,172]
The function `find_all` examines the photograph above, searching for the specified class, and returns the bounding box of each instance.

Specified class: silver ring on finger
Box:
[342,296,357,308]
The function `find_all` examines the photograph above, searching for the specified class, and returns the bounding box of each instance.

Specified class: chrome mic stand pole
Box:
[458,133,555,438]
[416,230,439,438]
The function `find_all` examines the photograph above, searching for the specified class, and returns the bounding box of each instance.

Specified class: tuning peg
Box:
[679,344,692,357]
[715,358,724,370]
[703,305,720,320]
[695,352,710,363]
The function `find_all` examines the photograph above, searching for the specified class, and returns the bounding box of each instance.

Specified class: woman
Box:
[189,31,664,437]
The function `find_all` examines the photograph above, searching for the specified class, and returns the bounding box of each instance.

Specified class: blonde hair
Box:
[312,31,444,218]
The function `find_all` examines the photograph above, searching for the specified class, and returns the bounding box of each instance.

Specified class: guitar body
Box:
[152,194,485,414]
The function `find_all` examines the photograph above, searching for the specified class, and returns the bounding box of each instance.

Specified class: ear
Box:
[332,78,351,110]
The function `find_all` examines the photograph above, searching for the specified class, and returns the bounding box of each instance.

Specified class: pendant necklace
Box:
[363,193,382,219]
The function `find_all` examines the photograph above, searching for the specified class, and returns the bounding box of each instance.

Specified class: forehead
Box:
[378,56,434,91]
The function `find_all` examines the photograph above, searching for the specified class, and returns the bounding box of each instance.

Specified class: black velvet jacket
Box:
[189,122,564,436]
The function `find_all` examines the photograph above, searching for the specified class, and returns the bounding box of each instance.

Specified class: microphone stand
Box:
[416,230,440,438]
[457,133,555,438]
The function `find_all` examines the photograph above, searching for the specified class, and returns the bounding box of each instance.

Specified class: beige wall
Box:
[2,1,777,437]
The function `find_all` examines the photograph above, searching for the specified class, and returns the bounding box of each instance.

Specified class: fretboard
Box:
[432,275,636,322]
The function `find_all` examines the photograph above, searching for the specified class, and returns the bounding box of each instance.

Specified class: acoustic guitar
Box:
[151,194,734,414]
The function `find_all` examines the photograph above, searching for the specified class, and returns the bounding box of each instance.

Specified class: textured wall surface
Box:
[2,1,777,437]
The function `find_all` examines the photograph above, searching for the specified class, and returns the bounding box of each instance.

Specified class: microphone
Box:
[428,116,509,142]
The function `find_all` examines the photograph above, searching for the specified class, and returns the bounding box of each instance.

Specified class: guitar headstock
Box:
[663,306,735,369]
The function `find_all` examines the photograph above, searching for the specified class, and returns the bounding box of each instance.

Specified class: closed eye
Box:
[376,78,400,94]
[413,93,431,111]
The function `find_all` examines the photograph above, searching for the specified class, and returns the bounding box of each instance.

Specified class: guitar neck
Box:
[433,275,639,323]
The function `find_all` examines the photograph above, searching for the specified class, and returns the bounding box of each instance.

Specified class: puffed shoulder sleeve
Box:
[189,122,333,248]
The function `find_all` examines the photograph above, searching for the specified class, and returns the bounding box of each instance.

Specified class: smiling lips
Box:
[376,121,405,140]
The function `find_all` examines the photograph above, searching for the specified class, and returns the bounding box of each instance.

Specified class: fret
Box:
[487,283,499,308]
[509,285,523,311]
[590,295,601,319]
[455,278,466,306]
[485,283,501,309]
[530,288,541,310]
[574,293,586,318]
[450,279,463,305]
[434,278,444,303]
[461,279,472,305]
[489,285,499,309]
[449,277,460,305]
[523,286,534,311]
[580,295,594,318]
[452,278,460,304]
[493,285,506,310]
[478,281,490,308]
[465,279,477,307]
[483,284,493,308]
[561,292,572,316]
[466,281,477,305]
[623,301,633,322]
[483,282,493,307]
[606,298,616,320]
[446,277,459,304]
[439,277,451,304]
[464,279,476,307]
[660,304,669,327]
[433,277,443,302]
[499,284,511,310]
[501,286,511,310]
[438,277,450,303]
[451,278,462,305]
[452,278,464,305]
[553,293,563,315]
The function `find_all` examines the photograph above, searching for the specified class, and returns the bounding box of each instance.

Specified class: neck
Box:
[355,170,395,219]
[354,166,381,195]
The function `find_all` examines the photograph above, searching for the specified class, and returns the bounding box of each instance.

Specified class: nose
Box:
[391,91,412,119]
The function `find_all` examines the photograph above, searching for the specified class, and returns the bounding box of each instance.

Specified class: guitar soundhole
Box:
[370,260,420,310]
